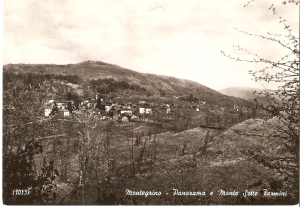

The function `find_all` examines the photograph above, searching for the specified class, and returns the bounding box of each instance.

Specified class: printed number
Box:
[13,188,31,195]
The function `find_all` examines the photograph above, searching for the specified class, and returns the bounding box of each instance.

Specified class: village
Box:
[44,94,203,121]
[42,92,256,132]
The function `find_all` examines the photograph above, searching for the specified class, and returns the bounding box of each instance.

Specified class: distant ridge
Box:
[218,87,264,100]
[218,86,280,106]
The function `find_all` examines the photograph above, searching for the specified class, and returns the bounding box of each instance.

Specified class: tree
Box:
[2,85,62,204]
[3,84,53,153]
[221,1,299,204]
[2,78,82,204]
[72,112,116,204]
[159,89,166,97]
[3,141,60,205]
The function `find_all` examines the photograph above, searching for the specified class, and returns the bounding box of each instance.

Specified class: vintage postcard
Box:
[2,0,299,205]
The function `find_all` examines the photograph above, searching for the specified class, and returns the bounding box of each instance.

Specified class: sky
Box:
[3,0,299,90]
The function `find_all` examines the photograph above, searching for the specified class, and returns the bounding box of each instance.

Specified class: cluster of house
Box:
[173,95,205,108]
[44,99,73,118]
[45,95,255,124]
[114,101,180,122]
[43,94,177,121]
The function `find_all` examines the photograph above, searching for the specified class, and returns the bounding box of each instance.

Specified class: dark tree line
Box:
[90,78,146,94]
[3,72,82,90]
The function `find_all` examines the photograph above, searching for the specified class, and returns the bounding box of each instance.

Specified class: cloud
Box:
[3,0,298,90]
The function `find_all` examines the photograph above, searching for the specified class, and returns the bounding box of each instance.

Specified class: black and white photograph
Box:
[2,0,299,205]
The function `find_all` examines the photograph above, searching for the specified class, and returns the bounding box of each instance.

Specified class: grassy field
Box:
[34,117,298,205]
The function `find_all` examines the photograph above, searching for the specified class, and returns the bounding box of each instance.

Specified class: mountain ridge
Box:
[3,60,214,92]
[3,60,251,106]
